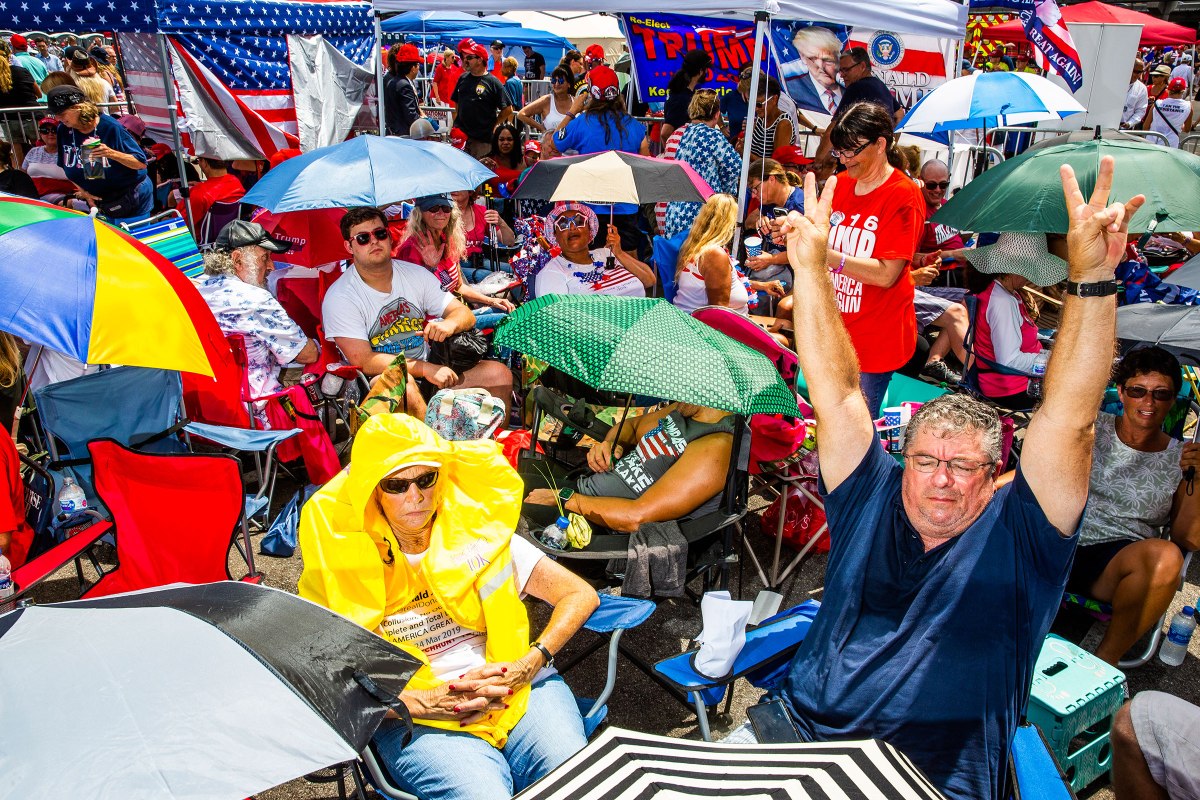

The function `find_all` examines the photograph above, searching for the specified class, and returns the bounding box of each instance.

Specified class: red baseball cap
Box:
[587,65,620,101]
[268,147,302,169]
[585,44,605,63]
[772,145,813,167]
[449,128,469,150]
[524,140,541,154]
[396,43,420,63]
[1170,76,1188,92]
[457,38,487,60]
[10,34,27,50]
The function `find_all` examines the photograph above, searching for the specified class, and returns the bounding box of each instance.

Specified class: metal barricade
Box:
[1181,133,1200,155]
[1122,130,1171,147]
[0,101,133,146]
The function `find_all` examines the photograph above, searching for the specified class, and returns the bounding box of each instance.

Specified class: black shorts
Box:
[1066,539,1148,595]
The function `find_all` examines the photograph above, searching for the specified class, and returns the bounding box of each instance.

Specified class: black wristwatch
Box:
[531,641,554,667]
[558,487,575,506]
[1065,279,1119,297]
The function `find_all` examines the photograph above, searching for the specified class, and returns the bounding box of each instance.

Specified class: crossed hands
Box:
[408,658,538,726]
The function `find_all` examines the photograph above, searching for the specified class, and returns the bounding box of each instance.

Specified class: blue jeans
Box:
[859,370,893,420]
[373,675,587,800]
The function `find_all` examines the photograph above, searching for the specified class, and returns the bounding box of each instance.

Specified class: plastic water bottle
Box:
[0,553,13,614]
[1158,605,1197,666]
[539,516,569,550]
[1028,351,1050,399]
[57,476,87,517]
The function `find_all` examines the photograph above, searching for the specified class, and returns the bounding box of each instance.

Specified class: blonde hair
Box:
[72,73,111,105]
[404,203,466,266]
[74,101,101,127]
[677,193,738,276]
[502,56,519,78]
[687,88,721,121]
[0,44,12,94]
[0,332,20,390]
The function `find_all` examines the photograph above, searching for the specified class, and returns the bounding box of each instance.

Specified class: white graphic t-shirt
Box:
[378,536,544,682]
[321,260,454,360]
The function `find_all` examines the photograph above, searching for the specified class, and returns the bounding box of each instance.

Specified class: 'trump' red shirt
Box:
[827,169,924,373]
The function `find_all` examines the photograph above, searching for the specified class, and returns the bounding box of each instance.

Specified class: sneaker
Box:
[921,360,962,386]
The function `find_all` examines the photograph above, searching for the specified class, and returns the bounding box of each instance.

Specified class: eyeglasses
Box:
[904,453,995,478]
[422,205,452,214]
[838,60,864,74]
[1123,384,1175,402]
[352,227,391,245]
[831,141,872,160]
[379,470,440,495]
[554,215,588,231]
[925,180,951,191]
[551,77,567,84]
[38,126,56,134]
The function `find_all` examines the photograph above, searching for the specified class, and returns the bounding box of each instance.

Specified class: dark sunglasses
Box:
[379,470,440,494]
[352,227,390,245]
[422,204,452,214]
[551,77,567,84]
[38,126,56,134]
[1123,384,1175,402]
[925,180,951,191]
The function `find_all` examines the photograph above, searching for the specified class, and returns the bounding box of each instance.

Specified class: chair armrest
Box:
[183,421,301,452]
[583,593,655,634]
[11,520,112,601]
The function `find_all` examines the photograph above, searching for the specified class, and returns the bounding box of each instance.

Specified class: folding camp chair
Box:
[961,293,1041,413]
[347,593,657,800]
[197,200,244,246]
[83,438,255,596]
[1008,722,1077,800]
[652,599,821,741]
[120,210,204,279]
[651,230,688,303]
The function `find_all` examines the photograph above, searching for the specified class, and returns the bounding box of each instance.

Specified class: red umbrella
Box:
[983,1,1196,47]
[250,207,349,268]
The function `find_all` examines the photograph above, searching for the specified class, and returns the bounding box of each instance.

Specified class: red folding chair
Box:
[83,438,260,598]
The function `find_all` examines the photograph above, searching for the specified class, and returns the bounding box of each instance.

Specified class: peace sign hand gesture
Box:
[782,172,836,275]
[1060,156,1145,281]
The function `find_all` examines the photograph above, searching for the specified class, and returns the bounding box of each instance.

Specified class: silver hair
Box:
[905,393,1003,464]
[202,245,256,277]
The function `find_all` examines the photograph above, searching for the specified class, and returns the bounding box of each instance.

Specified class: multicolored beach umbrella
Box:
[0,194,224,377]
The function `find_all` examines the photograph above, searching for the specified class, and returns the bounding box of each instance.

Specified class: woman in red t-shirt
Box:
[823,102,924,418]
[431,50,463,108]
[0,334,32,569]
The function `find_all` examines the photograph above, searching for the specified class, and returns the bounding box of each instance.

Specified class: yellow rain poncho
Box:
[299,414,530,747]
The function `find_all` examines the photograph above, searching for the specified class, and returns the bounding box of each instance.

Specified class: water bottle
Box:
[539,516,569,550]
[57,476,87,517]
[1028,351,1050,399]
[0,553,13,614]
[1158,605,1197,666]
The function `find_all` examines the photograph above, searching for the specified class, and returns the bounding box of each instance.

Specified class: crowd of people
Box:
[5,23,1200,800]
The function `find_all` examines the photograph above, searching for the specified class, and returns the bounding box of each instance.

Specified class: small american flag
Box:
[636,418,687,463]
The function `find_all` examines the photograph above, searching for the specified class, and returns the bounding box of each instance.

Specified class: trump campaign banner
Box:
[622,14,955,117]
[620,13,780,101]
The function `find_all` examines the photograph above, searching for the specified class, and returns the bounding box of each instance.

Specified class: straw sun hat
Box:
[964,232,1068,287]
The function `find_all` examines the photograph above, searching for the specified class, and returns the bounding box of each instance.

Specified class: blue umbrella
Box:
[897,72,1085,133]
[241,136,497,213]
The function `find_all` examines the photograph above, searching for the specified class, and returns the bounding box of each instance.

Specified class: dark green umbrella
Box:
[494,295,799,417]
[935,134,1200,234]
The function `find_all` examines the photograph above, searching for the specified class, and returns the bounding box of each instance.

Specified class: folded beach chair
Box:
[120,210,204,279]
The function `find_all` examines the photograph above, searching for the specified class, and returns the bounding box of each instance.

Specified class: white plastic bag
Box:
[694,590,754,680]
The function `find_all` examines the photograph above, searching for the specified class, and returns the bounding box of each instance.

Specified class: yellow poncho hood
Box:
[299,413,530,746]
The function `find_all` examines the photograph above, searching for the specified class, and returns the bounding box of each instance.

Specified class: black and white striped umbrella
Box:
[0,582,421,799]
[511,150,713,205]
[515,727,947,800]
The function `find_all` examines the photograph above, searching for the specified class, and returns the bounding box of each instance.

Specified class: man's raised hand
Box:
[783,172,836,275]
[1060,156,1145,281]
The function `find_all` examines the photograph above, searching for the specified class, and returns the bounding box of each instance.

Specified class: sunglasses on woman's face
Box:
[39,127,56,134]
[551,77,567,84]
[379,470,440,495]
[423,205,452,214]
[554,215,588,231]
[352,227,391,245]
[1123,384,1175,402]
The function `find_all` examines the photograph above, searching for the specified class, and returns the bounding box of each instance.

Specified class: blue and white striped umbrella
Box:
[897,72,1085,134]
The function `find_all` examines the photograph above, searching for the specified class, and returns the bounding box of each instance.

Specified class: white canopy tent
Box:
[502,11,626,61]
[371,0,967,231]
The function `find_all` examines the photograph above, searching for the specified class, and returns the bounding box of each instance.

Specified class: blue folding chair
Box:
[651,230,688,303]
[353,593,656,800]
[121,210,204,278]
[1009,722,1077,800]
[653,599,821,741]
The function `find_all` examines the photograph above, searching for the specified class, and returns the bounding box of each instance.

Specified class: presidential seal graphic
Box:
[869,32,904,70]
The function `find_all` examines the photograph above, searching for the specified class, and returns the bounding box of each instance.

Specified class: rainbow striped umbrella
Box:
[0,194,224,377]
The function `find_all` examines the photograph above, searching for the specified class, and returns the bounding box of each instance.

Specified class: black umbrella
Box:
[0,582,421,799]
[1117,303,1200,360]
[1159,253,1200,291]
[514,726,946,799]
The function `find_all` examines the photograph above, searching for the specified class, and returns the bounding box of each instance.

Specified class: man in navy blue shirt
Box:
[777,159,1144,800]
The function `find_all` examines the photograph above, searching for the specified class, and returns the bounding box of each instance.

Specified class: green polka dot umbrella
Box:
[495,295,798,417]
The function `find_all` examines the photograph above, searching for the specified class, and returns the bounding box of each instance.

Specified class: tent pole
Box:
[375,13,387,136]
[157,34,195,233]
[733,11,769,254]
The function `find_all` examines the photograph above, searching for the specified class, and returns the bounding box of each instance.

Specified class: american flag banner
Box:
[120,32,176,135]
[2,0,157,33]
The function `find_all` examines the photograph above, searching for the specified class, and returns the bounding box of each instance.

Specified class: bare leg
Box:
[1089,539,1183,665]
[926,305,968,365]
[461,359,515,423]
[1111,700,1170,800]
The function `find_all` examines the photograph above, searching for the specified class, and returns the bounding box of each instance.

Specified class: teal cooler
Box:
[1027,634,1126,792]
